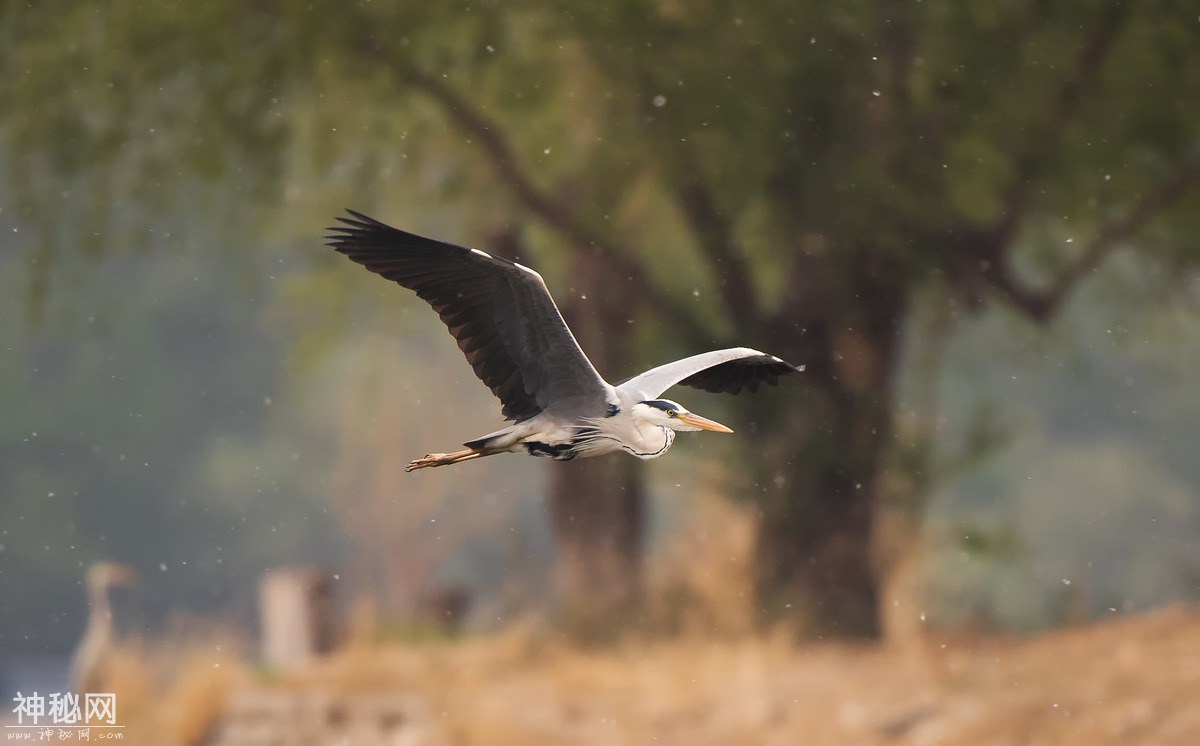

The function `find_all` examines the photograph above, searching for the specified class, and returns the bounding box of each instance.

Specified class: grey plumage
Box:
[326,210,803,471]
[617,348,798,400]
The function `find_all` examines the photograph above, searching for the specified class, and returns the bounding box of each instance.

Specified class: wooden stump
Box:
[259,566,337,670]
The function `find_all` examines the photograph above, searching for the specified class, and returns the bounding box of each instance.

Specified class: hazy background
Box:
[2,1,1199,684]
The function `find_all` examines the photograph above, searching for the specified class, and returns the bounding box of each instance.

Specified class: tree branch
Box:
[989,155,1200,321]
[400,66,709,343]
[878,0,915,149]
[674,181,759,328]
[992,5,1132,245]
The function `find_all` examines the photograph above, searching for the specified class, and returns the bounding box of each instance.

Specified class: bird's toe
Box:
[406,454,441,472]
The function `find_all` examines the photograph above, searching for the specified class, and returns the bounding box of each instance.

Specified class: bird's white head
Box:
[634,399,734,433]
[87,562,137,589]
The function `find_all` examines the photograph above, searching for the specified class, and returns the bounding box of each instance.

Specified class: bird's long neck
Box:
[86,583,115,642]
[627,423,675,459]
[73,581,116,694]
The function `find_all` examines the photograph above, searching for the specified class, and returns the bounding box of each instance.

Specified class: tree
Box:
[4,0,1199,635]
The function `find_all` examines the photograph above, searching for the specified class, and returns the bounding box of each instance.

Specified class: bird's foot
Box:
[406,448,485,472]
[406,454,447,471]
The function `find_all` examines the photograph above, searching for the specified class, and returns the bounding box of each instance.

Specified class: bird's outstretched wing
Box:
[327,210,609,421]
[617,347,803,401]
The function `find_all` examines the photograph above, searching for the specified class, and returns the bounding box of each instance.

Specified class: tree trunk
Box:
[547,458,645,633]
[754,291,904,637]
[754,424,885,636]
[543,242,647,634]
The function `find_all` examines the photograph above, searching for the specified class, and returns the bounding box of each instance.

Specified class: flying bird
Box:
[327,210,803,471]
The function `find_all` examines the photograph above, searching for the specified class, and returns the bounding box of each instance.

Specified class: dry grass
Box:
[155,603,1200,745]
[644,485,759,636]
[103,624,253,746]
[113,488,1200,745]
[105,493,1200,745]
[103,491,1200,746]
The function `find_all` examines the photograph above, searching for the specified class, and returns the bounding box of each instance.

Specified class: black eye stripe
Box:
[643,399,683,414]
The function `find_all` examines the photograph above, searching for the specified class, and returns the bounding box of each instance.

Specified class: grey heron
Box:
[71,562,137,694]
[327,210,803,472]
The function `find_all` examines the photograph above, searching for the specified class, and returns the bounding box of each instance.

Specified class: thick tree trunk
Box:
[542,242,647,633]
[753,292,903,637]
[547,458,645,631]
[754,412,887,636]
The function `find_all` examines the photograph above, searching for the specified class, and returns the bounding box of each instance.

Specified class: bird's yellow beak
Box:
[679,412,734,433]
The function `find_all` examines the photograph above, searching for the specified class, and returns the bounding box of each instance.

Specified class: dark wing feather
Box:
[676,354,800,394]
[326,210,608,421]
[616,347,803,402]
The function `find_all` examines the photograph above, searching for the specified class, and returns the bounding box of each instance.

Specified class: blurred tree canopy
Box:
[3,0,1198,636]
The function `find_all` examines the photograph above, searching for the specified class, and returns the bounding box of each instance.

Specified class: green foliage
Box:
[4,0,1197,324]
[0,219,343,654]
[3,0,1199,638]
[921,275,1200,630]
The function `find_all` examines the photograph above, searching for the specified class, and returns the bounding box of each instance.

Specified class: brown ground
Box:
[148,603,1200,745]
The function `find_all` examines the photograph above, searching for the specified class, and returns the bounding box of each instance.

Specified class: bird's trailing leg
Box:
[406,448,493,472]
